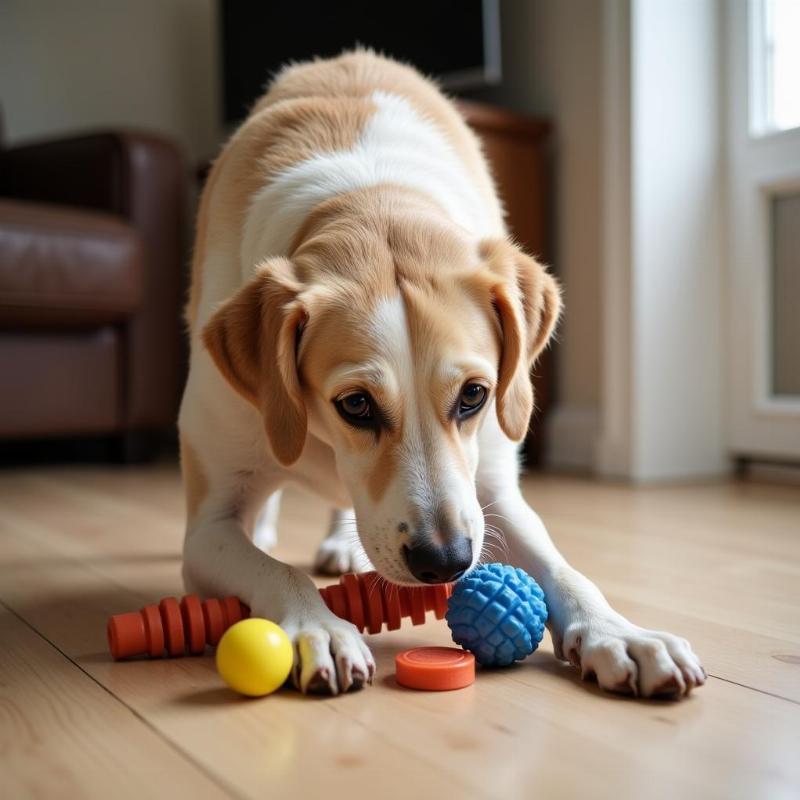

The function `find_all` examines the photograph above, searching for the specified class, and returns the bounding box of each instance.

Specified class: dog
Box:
[179,50,705,697]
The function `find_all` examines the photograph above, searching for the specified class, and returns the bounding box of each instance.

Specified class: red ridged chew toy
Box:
[108,571,453,660]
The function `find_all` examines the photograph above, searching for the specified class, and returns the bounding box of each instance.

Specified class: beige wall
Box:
[475,0,605,465]
[0,0,220,165]
[0,0,605,465]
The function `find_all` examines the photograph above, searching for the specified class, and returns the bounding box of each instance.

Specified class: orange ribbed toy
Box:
[108,571,453,660]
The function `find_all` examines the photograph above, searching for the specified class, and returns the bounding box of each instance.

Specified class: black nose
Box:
[402,536,472,584]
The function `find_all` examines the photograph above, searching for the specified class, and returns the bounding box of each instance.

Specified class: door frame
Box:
[725,0,800,461]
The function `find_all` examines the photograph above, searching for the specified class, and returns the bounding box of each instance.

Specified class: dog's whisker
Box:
[483,522,503,532]
[477,542,497,566]
[481,525,511,561]
[478,540,507,564]
[483,542,509,560]
[485,531,510,550]
[365,574,380,605]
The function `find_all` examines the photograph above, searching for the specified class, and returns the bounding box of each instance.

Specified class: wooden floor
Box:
[1,461,798,799]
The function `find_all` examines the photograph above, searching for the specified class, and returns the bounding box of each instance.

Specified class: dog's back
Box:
[186,50,503,331]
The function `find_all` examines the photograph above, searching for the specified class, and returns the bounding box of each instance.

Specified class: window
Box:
[750,0,800,135]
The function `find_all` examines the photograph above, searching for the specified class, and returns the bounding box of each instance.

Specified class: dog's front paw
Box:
[555,616,706,698]
[281,616,376,695]
[313,537,369,576]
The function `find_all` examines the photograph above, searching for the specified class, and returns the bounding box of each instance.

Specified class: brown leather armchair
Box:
[0,130,186,458]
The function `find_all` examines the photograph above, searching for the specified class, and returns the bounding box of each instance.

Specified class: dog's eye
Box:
[458,383,487,417]
[342,393,370,417]
[335,392,374,426]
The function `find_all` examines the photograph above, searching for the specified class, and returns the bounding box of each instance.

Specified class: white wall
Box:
[599,0,727,480]
[0,0,220,165]
[485,0,727,480]
[475,0,605,470]
[631,0,725,479]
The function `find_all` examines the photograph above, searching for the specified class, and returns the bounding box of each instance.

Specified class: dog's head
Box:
[203,209,560,584]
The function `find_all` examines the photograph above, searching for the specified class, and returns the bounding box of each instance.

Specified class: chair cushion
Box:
[0,328,120,437]
[0,199,142,327]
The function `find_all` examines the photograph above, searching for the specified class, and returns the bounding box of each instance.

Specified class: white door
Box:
[726,0,800,461]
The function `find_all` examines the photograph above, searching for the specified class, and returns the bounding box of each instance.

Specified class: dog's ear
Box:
[480,240,562,442]
[202,258,308,466]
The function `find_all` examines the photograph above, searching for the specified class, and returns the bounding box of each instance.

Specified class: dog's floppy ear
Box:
[202,258,308,466]
[480,240,562,442]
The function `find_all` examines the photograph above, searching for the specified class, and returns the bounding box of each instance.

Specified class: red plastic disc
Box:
[342,573,365,632]
[159,597,185,656]
[398,586,411,618]
[202,599,225,646]
[221,596,243,627]
[318,586,333,612]
[141,604,164,658]
[384,584,402,630]
[180,595,206,655]
[409,586,426,626]
[395,647,475,691]
[361,572,385,634]
[327,584,348,622]
[434,584,451,620]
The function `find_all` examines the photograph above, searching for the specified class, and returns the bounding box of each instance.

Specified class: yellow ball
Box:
[216,618,293,697]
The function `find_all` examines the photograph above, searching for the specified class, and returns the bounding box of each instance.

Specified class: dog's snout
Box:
[402,535,472,584]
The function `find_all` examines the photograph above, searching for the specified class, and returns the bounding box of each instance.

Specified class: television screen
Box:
[219,0,501,124]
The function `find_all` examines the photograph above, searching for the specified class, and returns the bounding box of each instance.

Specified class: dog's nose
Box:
[402,536,472,584]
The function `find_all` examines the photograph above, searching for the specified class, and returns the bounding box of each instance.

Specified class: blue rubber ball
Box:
[445,563,548,667]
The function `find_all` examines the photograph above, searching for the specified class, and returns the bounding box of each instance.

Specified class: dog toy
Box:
[107,571,453,660]
[444,563,548,667]
[107,563,548,698]
[215,618,293,696]
[395,646,476,691]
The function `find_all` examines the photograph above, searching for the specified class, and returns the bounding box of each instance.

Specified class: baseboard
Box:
[544,404,600,471]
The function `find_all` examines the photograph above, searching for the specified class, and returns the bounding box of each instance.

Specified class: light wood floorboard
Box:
[0,604,227,799]
[0,463,798,799]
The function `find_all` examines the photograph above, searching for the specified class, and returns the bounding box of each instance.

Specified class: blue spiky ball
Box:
[445,563,548,667]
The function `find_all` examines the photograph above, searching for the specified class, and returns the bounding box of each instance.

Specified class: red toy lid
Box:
[395,647,475,691]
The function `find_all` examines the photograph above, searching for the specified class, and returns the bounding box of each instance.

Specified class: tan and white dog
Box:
[180,51,705,697]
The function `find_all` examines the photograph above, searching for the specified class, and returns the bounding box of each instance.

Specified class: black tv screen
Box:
[220,0,501,124]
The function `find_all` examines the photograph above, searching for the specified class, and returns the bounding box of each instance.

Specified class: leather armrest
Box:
[0,199,142,327]
[0,130,181,217]
[0,131,187,429]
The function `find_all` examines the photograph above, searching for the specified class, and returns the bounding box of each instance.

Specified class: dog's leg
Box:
[284,437,372,575]
[313,509,372,575]
[476,415,706,698]
[252,490,282,553]
[181,461,374,694]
